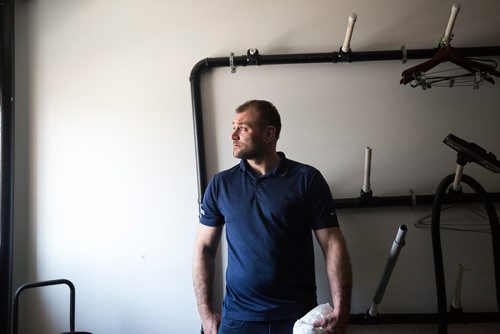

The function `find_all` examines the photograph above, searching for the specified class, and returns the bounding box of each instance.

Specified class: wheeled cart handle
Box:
[12,279,92,334]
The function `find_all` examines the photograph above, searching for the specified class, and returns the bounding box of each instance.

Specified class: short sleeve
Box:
[308,170,339,230]
[199,176,225,227]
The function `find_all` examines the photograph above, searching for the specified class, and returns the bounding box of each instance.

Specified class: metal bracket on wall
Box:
[401,45,407,64]
[229,52,236,73]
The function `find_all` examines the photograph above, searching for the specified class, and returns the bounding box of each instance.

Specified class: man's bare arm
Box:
[193,224,223,334]
[314,227,353,334]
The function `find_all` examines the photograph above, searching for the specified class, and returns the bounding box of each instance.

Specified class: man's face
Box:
[231,108,266,160]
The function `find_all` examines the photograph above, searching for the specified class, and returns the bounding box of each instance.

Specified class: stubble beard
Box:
[233,141,265,160]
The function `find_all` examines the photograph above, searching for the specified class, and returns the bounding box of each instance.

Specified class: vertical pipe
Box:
[451,263,465,309]
[452,164,464,191]
[362,147,372,193]
[0,0,15,333]
[341,13,357,52]
[190,72,208,206]
[443,4,461,45]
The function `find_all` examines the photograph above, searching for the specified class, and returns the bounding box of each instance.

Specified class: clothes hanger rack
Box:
[400,4,500,87]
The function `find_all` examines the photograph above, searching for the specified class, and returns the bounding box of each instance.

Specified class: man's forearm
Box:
[193,225,223,334]
[326,238,353,319]
[193,246,217,318]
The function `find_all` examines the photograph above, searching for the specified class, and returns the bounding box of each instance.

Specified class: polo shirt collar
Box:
[239,152,289,178]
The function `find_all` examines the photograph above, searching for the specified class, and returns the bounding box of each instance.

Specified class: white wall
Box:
[13,0,500,333]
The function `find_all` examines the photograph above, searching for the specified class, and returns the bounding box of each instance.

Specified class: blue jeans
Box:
[218,317,296,334]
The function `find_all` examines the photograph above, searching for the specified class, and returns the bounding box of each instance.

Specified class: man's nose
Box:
[231,129,239,140]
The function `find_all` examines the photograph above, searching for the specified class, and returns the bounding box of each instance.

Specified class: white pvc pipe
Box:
[452,164,464,191]
[369,225,408,316]
[362,147,372,193]
[342,13,357,52]
[368,303,379,317]
[452,263,465,309]
[443,3,461,44]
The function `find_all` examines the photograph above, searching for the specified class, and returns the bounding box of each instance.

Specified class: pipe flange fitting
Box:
[247,48,260,65]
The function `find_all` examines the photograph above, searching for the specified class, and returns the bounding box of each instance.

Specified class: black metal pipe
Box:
[202,311,500,331]
[190,46,500,203]
[431,173,500,334]
[349,311,500,325]
[333,192,500,209]
[190,46,500,79]
[12,279,77,334]
[0,1,15,333]
[334,194,434,208]
[190,76,207,209]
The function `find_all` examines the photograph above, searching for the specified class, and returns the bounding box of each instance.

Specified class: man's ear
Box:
[264,125,277,143]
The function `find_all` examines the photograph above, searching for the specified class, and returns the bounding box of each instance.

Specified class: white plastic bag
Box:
[293,303,334,334]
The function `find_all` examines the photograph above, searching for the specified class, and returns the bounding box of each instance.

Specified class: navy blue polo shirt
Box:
[200,152,339,321]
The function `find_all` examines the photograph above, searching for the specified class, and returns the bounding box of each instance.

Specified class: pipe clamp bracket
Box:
[229,53,236,73]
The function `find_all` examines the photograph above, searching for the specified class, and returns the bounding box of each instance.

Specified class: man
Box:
[193,100,352,334]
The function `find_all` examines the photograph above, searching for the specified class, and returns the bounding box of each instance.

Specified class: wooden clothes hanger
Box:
[400,4,500,86]
[401,46,500,85]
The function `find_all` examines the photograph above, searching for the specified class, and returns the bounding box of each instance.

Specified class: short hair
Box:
[236,100,282,139]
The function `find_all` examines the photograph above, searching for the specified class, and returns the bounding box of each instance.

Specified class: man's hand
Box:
[193,225,223,334]
[314,227,352,334]
[201,312,221,334]
[313,310,348,334]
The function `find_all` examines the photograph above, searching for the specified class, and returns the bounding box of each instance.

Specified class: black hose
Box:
[431,173,500,334]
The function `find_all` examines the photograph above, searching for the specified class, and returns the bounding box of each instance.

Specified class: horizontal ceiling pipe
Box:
[190,45,500,206]
[191,46,500,79]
